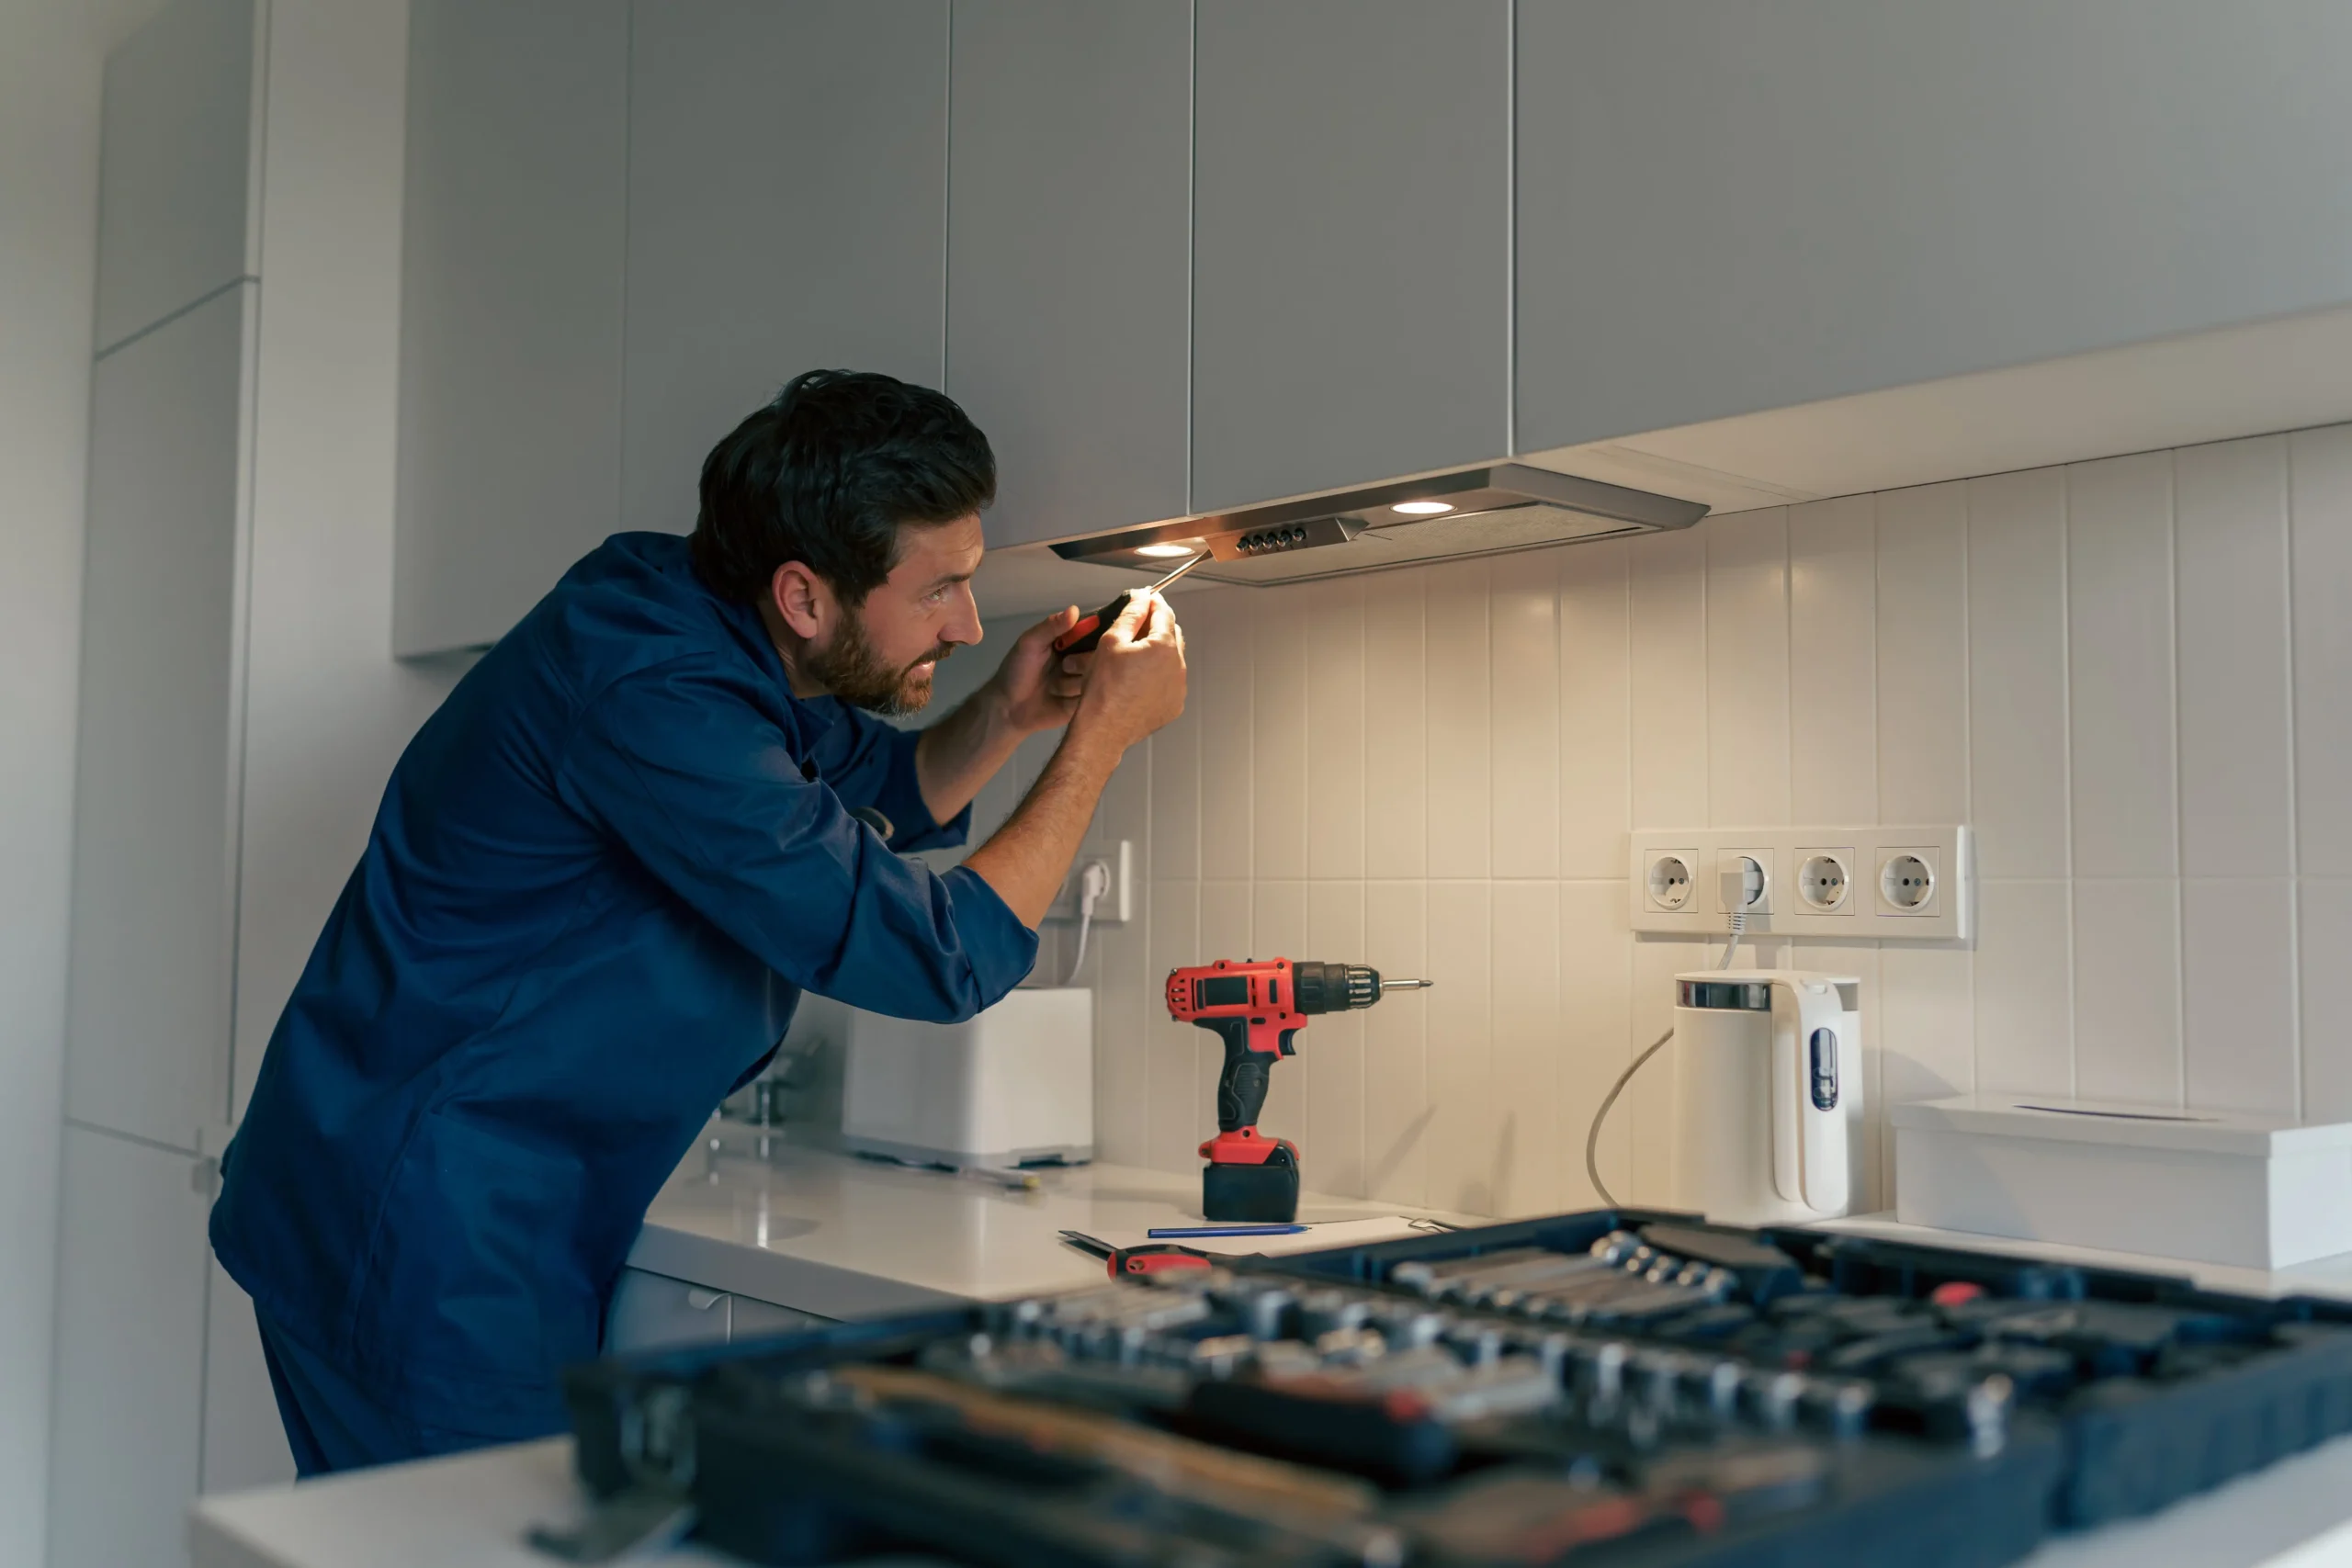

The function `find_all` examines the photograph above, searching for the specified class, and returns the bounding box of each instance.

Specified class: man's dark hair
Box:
[691,369,996,606]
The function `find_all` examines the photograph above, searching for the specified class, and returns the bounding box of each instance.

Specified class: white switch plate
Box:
[1045,839,1134,925]
[1629,827,1973,942]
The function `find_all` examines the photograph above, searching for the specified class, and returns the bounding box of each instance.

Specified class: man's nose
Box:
[946,583,982,647]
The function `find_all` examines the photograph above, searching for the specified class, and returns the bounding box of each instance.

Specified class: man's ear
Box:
[769,560,833,641]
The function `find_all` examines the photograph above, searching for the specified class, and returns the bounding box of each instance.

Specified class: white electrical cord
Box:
[1585,894,1754,1207]
[1060,861,1112,986]
[1587,1026,1673,1210]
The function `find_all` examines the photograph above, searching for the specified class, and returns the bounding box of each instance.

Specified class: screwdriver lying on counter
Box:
[1050,547,1210,655]
[1058,1229,1218,1280]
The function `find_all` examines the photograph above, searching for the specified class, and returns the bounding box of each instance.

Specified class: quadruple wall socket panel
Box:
[1044,839,1134,925]
[1629,827,1973,942]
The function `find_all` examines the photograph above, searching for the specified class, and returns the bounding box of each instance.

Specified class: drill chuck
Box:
[1289,963,1432,1015]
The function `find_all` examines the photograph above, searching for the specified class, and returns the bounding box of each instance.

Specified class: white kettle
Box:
[1670,969,1865,1224]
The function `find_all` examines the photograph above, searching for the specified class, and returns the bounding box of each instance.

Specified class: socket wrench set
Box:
[555,1209,2352,1568]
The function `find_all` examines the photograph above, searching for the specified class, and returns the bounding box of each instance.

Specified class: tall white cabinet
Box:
[56,2,291,1563]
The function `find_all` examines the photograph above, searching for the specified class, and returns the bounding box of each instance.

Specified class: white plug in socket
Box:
[1716,851,1771,915]
[1046,840,1134,924]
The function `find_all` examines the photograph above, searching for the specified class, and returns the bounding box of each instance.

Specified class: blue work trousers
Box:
[257,1317,562,1476]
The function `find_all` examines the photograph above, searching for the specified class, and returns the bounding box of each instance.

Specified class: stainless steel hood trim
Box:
[1046,463,1708,583]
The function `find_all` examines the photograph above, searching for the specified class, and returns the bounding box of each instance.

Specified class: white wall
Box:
[1036,428,2351,1221]
[0,20,106,1559]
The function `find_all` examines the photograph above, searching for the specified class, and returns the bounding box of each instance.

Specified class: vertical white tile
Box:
[1363,570,1427,880]
[2184,879,2296,1117]
[1973,880,2074,1097]
[2066,453,2177,879]
[1195,880,1255,1157]
[1087,742,1149,862]
[2301,881,2352,1122]
[1424,558,1491,878]
[1192,589,1253,878]
[2071,879,2182,1105]
[1304,581,1365,880]
[2176,436,2292,878]
[2291,427,2352,876]
[1879,942,1972,1206]
[1706,508,1791,828]
[1788,496,1875,824]
[1249,881,1308,1145]
[1145,879,1202,1173]
[1489,882,1562,1214]
[1091,903,1150,1165]
[1876,483,1969,824]
[1491,556,1559,877]
[1559,538,1631,879]
[1148,691,1202,884]
[1305,882,1367,1196]
[1425,883,1494,1213]
[1252,592,1309,881]
[1628,527,1708,829]
[1627,935,1702,1205]
[1560,882,1633,1207]
[1363,881,1430,1207]
[1968,469,2071,878]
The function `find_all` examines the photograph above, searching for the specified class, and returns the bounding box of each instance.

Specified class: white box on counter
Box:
[1890,1094,2352,1269]
[842,986,1093,1169]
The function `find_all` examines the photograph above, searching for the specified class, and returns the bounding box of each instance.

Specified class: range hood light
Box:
[1048,464,1708,587]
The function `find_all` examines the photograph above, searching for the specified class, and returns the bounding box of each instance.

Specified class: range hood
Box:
[1048,464,1708,586]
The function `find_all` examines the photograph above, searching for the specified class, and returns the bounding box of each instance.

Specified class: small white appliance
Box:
[1892,1095,2352,1269]
[1670,969,1865,1224]
[841,987,1094,1169]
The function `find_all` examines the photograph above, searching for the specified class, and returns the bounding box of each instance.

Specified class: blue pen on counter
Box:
[1147,1224,1309,1239]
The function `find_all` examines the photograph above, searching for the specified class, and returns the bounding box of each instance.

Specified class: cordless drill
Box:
[1164,958,1431,1222]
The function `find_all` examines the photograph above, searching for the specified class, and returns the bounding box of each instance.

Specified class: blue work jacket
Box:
[209,533,1036,1436]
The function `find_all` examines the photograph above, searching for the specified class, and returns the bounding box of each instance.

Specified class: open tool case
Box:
[560,1209,2352,1567]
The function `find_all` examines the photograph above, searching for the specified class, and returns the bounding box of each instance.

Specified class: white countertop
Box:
[625,1123,1453,1318]
[1815,1212,2352,1305]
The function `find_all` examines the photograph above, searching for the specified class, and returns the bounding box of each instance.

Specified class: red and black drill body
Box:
[1164,958,1425,1222]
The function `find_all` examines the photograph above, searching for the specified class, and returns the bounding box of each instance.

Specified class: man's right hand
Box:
[1070,589,1187,750]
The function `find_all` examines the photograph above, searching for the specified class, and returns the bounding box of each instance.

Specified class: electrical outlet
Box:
[1875,847,1939,917]
[1045,839,1134,924]
[1631,827,1972,942]
[1643,850,1700,913]
[1795,848,1855,913]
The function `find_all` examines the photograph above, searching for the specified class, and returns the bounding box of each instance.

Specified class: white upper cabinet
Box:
[70,287,254,1151]
[1190,0,1510,513]
[946,0,1192,549]
[622,0,950,537]
[1514,1,2352,455]
[391,0,628,657]
[93,0,257,350]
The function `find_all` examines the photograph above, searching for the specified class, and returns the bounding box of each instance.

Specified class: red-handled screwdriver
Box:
[1057,1229,1216,1280]
[1049,549,1208,657]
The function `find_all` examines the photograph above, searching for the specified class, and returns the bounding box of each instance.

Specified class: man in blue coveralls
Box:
[209,369,1189,1473]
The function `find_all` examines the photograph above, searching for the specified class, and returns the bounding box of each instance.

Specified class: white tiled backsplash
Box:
[968,423,2352,1221]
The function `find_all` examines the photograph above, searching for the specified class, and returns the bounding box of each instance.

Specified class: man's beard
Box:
[809,611,955,717]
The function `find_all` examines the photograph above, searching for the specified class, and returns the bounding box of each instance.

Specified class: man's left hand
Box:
[989,606,1089,733]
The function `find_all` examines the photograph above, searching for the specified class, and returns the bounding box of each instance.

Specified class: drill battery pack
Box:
[1204,1150,1302,1223]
